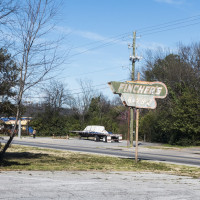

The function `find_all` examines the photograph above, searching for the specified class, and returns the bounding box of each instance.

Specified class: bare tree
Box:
[42,80,71,112]
[70,79,96,124]
[0,0,17,24]
[178,42,200,91]
[0,0,18,49]
[0,0,63,160]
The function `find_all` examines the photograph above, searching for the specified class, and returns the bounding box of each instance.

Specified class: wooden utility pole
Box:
[135,72,140,163]
[129,31,136,147]
[127,107,130,147]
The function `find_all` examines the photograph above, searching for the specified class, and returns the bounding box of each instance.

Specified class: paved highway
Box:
[2,138,200,167]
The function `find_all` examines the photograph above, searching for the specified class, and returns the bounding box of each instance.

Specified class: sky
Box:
[31,0,200,101]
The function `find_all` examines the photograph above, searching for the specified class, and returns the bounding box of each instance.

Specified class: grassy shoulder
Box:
[139,144,200,151]
[0,145,199,178]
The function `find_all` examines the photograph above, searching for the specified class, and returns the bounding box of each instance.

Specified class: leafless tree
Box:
[0,0,19,49]
[141,47,171,79]
[0,0,17,24]
[0,0,63,160]
[178,42,200,91]
[143,44,200,90]
[69,79,96,124]
[42,80,71,112]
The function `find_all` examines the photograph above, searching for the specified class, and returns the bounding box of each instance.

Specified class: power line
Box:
[70,32,132,50]
[23,86,107,99]
[68,14,200,59]
[56,64,130,80]
[32,15,200,81]
[69,34,131,58]
[141,21,200,37]
[23,78,128,99]
[46,14,200,82]
[138,14,200,34]
[73,15,200,52]
[138,16,200,36]
[32,63,130,83]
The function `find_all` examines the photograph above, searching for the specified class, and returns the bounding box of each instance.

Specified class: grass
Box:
[119,143,200,150]
[141,144,200,150]
[0,145,200,178]
[162,144,200,148]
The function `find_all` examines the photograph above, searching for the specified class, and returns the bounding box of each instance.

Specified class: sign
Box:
[108,81,168,109]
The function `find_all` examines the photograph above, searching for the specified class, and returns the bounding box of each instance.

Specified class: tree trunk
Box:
[0,101,20,162]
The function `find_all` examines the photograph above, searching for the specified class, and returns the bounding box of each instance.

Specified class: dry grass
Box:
[0,145,199,178]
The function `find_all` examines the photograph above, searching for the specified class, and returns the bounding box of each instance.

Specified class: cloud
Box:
[154,0,185,5]
[54,26,72,35]
[55,25,127,46]
[55,25,107,41]
[75,30,107,41]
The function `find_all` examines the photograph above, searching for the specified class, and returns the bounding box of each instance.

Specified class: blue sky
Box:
[42,0,200,100]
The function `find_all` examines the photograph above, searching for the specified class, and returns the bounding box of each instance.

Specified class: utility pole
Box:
[129,31,136,147]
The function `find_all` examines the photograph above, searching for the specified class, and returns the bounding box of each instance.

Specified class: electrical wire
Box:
[70,32,132,50]
[67,14,200,59]
[23,78,128,100]
[56,64,130,80]
[139,18,200,36]
[138,14,200,34]
[68,34,131,58]
[45,14,200,82]
[31,63,130,83]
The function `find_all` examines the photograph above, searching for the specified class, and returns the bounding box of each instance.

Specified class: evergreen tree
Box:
[0,48,19,116]
[141,44,200,145]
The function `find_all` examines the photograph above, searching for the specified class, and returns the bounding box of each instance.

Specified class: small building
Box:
[0,117,32,134]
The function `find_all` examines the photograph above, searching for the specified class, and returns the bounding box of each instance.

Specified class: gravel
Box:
[0,171,200,200]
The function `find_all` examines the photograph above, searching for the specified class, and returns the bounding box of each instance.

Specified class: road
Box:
[1,137,200,166]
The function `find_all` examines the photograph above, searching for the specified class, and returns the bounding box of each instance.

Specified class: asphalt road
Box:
[2,137,200,166]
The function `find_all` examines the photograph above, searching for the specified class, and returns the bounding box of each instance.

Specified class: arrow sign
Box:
[108,81,168,109]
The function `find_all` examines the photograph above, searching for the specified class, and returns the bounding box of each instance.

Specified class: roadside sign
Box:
[108,81,168,109]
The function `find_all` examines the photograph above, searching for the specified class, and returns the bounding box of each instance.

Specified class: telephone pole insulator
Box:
[129,55,141,62]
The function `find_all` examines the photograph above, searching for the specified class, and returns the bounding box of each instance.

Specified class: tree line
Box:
[28,94,128,138]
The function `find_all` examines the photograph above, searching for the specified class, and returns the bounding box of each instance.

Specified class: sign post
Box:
[135,72,140,162]
[108,77,168,163]
[135,108,139,162]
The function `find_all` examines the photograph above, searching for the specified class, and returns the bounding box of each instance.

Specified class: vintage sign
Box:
[108,81,168,109]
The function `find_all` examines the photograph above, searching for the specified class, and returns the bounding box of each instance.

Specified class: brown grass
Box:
[0,145,199,178]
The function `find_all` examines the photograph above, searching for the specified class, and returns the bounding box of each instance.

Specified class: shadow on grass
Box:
[120,157,146,162]
[0,160,28,167]
[5,152,48,159]
[0,152,49,167]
